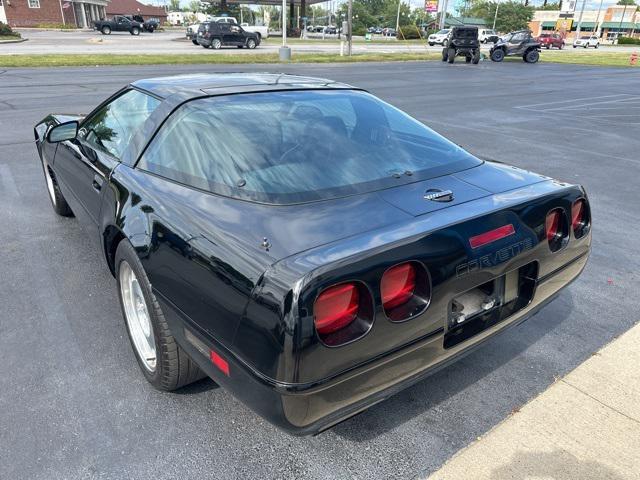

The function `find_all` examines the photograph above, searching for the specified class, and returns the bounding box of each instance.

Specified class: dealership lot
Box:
[1,62,639,479]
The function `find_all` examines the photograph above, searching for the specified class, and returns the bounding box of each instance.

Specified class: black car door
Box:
[220,24,237,45]
[52,89,161,238]
[115,16,130,32]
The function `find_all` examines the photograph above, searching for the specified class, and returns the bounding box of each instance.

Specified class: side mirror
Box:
[47,120,79,143]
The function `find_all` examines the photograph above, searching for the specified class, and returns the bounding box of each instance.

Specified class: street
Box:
[0,61,639,479]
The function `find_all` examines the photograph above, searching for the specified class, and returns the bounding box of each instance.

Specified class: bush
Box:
[353,26,367,36]
[0,22,20,38]
[618,36,640,45]
[35,22,77,30]
[397,25,421,40]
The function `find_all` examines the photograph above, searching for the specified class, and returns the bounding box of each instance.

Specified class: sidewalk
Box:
[428,322,640,480]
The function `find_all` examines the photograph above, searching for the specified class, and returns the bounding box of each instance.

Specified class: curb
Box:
[0,38,28,44]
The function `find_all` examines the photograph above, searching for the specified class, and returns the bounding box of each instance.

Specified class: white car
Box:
[573,35,599,48]
[478,28,498,43]
[428,29,451,46]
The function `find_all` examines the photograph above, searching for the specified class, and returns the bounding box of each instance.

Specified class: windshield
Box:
[539,34,551,38]
[437,29,449,35]
[138,90,481,204]
[580,36,590,39]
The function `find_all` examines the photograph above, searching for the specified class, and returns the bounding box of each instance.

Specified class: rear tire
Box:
[472,50,480,64]
[115,241,206,391]
[101,26,111,35]
[212,38,222,49]
[465,55,472,63]
[41,157,73,217]
[447,47,455,63]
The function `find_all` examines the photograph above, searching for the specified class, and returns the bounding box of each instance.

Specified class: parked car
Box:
[127,15,159,33]
[197,22,260,49]
[442,26,480,64]
[490,30,541,63]
[186,23,201,44]
[428,29,451,46]
[383,27,396,37]
[573,35,599,48]
[478,28,499,43]
[324,26,337,35]
[536,33,565,49]
[35,72,591,435]
[94,15,143,35]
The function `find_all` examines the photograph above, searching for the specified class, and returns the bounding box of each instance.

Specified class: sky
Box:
[145,0,627,15]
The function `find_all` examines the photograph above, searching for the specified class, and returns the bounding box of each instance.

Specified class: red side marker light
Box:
[469,224,516,249]
[210,350,230,376]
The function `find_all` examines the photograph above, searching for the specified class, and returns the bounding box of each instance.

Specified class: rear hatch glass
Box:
[138,89,481,204]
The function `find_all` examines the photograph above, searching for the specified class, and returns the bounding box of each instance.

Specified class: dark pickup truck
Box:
[94,15,144,35]
[127,15,159,33]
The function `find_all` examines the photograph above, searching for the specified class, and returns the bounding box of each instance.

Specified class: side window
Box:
[511,32,526,42]
[79,89,160,160]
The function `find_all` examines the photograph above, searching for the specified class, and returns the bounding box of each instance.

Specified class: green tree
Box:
[539,2,561,10]
[467,0,533,32]
[616,0,637,5]
[168,0,181,12]
[188,1,201,13]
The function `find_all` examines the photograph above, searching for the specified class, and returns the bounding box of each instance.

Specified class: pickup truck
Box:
[241,23,269,40]
[95,15,143,35]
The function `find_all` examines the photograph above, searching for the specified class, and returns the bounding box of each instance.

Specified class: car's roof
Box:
[132,73,354,99]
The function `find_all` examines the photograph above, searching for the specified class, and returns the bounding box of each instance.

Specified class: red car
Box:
[536,33,565,49]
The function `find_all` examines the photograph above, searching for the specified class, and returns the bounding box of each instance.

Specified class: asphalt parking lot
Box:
[1,61,639,480]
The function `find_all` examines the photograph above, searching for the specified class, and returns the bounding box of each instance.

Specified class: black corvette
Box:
[34,74,591,435]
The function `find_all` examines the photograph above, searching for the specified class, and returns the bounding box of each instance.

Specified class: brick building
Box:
[106,0,166,24]
[0,0,108,27]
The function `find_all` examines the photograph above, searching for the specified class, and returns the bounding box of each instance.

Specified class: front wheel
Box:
[211,38,222,49]
[429,42,434,46]
[595,43,599,49]
[490,48,505,62]
[447,47,455,63]
[131,27,140,36]
[115,241,205,391]
[441,47,448,61]
[247,38,257,49]
[41,158,73,217]
[191,39,198,45]
[101,26,111,35]
[472,50,480,64]
[559,43,563,50]
[442,39,448,47]
[583,44,587,49]
[524,49,539,63]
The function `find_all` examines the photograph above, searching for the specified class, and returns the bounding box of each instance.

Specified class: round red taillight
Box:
[314,283,360,335]
[571,199,589,238]
[381,263,416,311]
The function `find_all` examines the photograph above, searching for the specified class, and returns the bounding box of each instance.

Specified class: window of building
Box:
[28,0,41,8]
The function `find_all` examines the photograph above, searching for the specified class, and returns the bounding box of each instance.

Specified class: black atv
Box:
[490,30,541,63]
[441,26,481,64]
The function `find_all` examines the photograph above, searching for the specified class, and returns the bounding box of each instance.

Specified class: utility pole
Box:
[439,0,448,30]
[395,0,401,33]
[574,0,587,41]
[595,0,604,38]
[617,4,628,39]
[492,0,500,30]
[347,0,353,56]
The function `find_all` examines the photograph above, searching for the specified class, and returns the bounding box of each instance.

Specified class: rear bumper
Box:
[161,249,589,435]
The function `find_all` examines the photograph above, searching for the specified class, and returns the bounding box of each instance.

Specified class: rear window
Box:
[137,90,481,204]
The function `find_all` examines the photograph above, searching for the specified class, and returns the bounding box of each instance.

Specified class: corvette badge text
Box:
[456,237,535,277]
